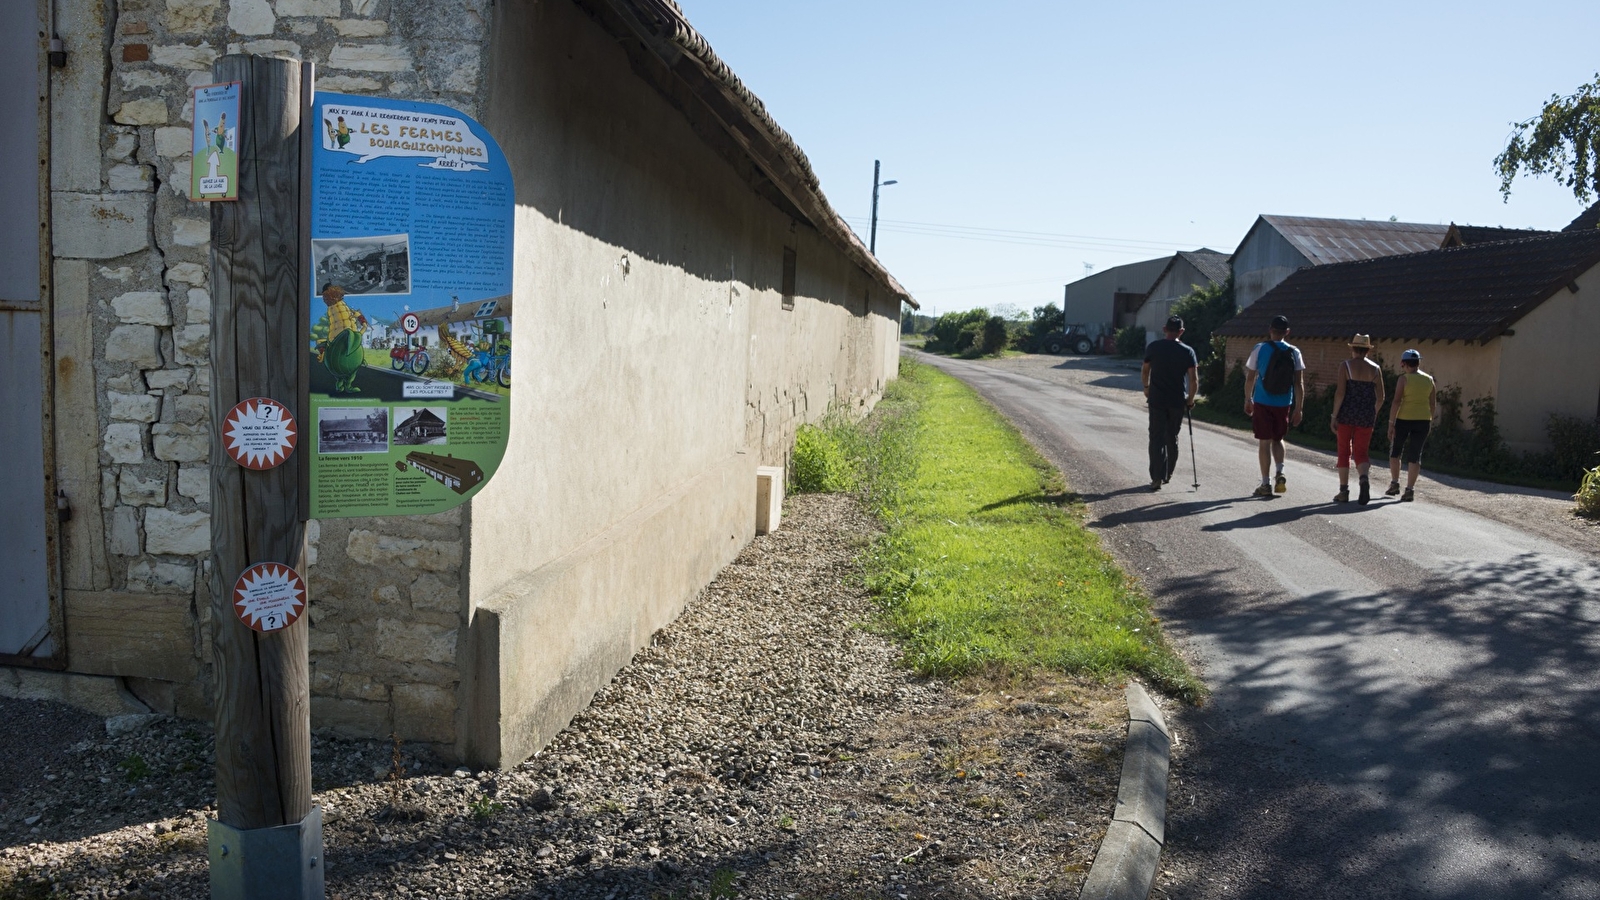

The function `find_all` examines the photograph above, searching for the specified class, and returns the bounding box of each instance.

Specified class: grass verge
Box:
[799,359,1204,703]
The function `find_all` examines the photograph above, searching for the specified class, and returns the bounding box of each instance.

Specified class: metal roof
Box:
[1257,215,1450,265]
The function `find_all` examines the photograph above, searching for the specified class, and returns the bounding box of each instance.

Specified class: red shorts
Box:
[1336,424,1373,467]
[1251,403,1290,440]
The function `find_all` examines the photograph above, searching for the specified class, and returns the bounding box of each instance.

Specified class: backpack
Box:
[1261,342,1296,396]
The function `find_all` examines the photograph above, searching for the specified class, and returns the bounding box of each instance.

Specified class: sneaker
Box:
[1151,480,1163,492]
[1358,479,1371,505]
[1401,487,1414,502]
[1385,481,1401,497]
[1252,483,1274,498]
[1333,487,1349,503]
[1274,473,1287,494]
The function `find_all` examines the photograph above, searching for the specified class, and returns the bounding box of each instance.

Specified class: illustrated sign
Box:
[222,398,297,470]
[190,81,240,201]
[232,563,307,633]
[308,93,514,518]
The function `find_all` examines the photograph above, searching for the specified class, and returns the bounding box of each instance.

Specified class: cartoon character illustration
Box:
[315,283,368,393]
[323,115,351,150]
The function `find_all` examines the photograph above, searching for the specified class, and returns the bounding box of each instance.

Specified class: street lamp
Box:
[870,159,897,255]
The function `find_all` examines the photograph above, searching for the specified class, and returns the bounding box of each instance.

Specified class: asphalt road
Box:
[912,350,1600,900]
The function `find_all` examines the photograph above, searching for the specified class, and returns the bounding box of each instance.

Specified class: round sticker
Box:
[401,312,420,335]
[231,562,307,633]
[223,397,297,470]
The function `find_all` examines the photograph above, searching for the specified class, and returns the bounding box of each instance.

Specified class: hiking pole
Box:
[1187,406,1199,489]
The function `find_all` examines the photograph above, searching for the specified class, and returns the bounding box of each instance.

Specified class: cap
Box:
[1165,315,1184,331]
[1348,333,1373,349]
[1401,348,1421,362]
[1270,315,1290,331]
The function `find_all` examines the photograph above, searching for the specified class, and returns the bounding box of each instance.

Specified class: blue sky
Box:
[677,0,1600,316]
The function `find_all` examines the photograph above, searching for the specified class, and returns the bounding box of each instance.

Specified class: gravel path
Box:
[3,494,1129,899]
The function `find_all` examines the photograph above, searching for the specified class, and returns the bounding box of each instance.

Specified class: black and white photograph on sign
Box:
[312,234,411,296]
[393,406,448,446]
[317,407,389,454]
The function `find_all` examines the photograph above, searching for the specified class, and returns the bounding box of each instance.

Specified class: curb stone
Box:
[1080,683,1170,900]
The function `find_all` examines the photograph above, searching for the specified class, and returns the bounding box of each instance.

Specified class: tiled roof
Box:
[1180,249,1233,286]
[1257,215,1451,265]
[1564,201,1600,233]
[1215,229,1600,343]
[583,0,916,306]
[1448,224,1556,245]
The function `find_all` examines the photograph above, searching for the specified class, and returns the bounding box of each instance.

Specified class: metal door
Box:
[0,2,58,664]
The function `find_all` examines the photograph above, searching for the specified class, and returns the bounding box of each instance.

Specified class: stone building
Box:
[4,0,913,767]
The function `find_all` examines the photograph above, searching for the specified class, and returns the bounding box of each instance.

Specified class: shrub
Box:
[1199,334,1229,396]
[791,424,855,493]
[1170,278,1238,362]
[926,308,989,353]
[1114,325,1146,358]
[1017,302,1067,353]
[1577,464,1600,518]
[1547,415,1600,482]
[954,322,980,353]
[979,316,1010,355]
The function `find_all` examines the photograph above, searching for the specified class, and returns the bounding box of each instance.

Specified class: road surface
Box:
[914,350,1600,900]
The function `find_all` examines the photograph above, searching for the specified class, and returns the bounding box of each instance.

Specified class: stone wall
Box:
[41,0,496,747]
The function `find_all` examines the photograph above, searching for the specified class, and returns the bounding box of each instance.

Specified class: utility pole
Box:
[869,160,897,256]
[206,53,322,900]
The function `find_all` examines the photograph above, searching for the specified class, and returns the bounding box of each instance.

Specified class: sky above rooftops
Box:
[679,0,1600,316]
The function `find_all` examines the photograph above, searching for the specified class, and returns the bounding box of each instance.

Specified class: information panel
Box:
[308,93,514,518]
[191,82,240,201]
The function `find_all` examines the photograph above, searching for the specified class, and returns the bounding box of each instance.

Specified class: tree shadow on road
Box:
[1152,553,1600,899]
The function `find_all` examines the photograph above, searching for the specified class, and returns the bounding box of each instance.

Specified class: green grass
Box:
[815,359,1203,702]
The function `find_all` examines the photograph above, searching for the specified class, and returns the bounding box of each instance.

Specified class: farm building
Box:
[1132,249,1231,343]
[1061,256,1171,333]
[1216,228,1600,452]
[4,0,912,768]
[1231,215,1452,310]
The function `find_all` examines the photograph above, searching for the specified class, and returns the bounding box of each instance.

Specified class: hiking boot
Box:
[1252,483,1274,498]
[1274,473,1287,494]
[1401,487,1415,502]
[1333,487,1349,503]
[1385,481,1401,497]
[1357,478,1371,505]
[1151,480,1163,492]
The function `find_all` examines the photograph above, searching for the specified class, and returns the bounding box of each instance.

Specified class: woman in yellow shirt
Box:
[1386,348,1437,502]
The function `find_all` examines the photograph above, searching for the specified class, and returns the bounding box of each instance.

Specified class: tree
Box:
[1169,277,1237,363]
[1495,73,1600,203]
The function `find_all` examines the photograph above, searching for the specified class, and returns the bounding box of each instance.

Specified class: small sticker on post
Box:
[223,397,298,469]
[231,563,307,634]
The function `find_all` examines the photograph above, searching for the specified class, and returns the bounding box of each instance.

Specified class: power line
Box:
[841,216,1207,254]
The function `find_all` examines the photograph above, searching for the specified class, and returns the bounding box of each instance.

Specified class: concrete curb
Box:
[1080,683,1171,900]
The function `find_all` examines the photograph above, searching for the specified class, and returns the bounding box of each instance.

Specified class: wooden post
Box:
[207,54,321,900]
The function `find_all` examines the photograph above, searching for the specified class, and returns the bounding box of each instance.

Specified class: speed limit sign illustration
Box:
[401,312,420,335]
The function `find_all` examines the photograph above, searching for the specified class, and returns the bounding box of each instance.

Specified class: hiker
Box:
[1142,315,1198,491]
[1329,334,1386,504]
[1242,314,1306,497]
[1387,348,1437,502]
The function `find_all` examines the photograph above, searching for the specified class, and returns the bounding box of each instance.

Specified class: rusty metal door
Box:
[0,3,58,664]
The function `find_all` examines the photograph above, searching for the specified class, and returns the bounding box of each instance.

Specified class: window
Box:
[781,247,796,310]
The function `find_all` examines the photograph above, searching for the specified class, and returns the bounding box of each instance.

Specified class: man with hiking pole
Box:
[1142,316,1199,491]
[1243,314,1307,498]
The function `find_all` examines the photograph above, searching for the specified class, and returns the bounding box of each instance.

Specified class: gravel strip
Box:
[2,493,1127,899]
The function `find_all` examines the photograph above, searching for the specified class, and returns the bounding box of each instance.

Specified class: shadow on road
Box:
[1157,553,1600,899]
[1089,498,1241,528]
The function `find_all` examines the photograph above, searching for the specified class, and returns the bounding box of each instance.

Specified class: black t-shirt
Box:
[1143,338,1198,408]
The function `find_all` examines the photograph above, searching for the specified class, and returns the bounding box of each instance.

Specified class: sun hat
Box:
[1348,334,1373,349]
[1401,348,1421,362]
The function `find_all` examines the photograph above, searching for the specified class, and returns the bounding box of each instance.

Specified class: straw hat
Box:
[1347,333,1373,349]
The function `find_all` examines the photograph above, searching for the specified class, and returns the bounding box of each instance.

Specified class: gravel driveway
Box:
[3,494,1132,899]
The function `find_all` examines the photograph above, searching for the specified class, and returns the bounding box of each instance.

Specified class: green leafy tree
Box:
[1495,73,1600,203]
[1169,277,1238,363]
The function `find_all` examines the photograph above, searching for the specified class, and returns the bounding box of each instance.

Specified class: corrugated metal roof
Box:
[1259,215,1450,265]
[1215,229,1600,343]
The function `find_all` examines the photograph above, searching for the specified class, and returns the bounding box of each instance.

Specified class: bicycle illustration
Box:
[389,340,430,375]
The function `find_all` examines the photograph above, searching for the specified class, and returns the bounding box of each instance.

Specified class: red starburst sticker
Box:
[222,397,297,470]
[231,563,307,633]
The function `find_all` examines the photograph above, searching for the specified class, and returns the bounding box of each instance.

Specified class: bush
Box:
[1016,302,1067,353]
[791,425,855,493]
[1577,464,1600,518]
[979,316,1010,355]
[1546,415,1600,482]
[1114,325,1146,358]
[1199,335,1229,396]
[1170,278,1238,362]
[926,308,989,354]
